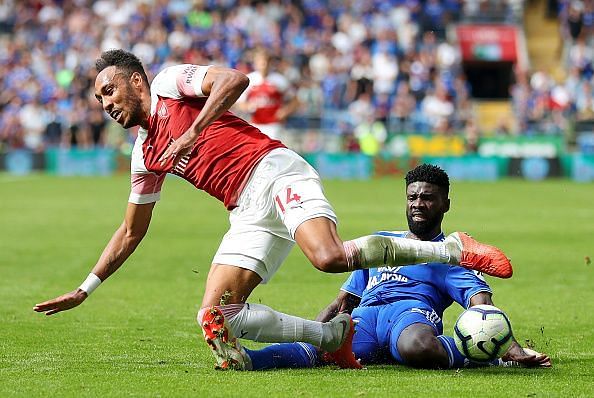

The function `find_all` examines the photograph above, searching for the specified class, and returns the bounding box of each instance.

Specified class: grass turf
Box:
[1,174,593,397]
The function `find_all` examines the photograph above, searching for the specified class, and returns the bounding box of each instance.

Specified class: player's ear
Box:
[130,71,144,89]
[444,197,450,213]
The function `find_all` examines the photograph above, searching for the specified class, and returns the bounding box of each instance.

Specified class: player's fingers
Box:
[160,142,180,164]
[159,149,173,164]
[172,148,191,167]
[538,356,552,366]
[171,153,182,167]
[520,355,538,363]
[45,308,61,316]
[33,300,58,311]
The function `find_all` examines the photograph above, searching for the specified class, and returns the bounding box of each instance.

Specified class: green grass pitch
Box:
[1,174,593,397]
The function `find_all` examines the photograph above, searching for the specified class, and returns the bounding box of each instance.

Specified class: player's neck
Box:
[139,88,151,129]
[407,229,443,242]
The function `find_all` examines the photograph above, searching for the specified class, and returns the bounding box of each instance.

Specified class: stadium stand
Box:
[0,0,592,157]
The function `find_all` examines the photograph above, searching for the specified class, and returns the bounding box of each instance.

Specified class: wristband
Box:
[79,273,102,295]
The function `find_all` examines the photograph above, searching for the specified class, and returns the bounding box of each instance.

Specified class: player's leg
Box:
[348,305,385,365]
[282,179,452,273]
[199,231,354,369]
[273,150,511,278]
[386,303,468,369]
[292,211,511,278]
[380,302,460,369]
[244,342,318,371]
[396,324,451,369]
[201,264,351,346]
[242,306,383,371]
[200,263,262,307]
[198,263,354,369]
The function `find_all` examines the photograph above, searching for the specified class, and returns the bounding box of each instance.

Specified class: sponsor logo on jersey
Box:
[158,102,168,118]
[183,65,198,85]
[366,266,408,290]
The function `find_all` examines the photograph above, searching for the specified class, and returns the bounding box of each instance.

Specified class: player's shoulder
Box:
[152,64,186,88]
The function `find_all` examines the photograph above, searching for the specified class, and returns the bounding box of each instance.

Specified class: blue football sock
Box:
[245,343,318,371]
[437,335,467,369]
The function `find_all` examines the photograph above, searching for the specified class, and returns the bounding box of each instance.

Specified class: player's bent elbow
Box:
[228,70,249,92]
[236,74,250,93]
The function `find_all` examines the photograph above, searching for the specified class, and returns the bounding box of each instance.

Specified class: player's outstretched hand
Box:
[33,289,88,316]
[159,130,199,168]
[502,344,552,368]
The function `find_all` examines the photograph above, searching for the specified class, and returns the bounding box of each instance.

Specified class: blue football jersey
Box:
[341,231,492,317]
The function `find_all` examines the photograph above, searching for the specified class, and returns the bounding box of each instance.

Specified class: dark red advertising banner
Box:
[456,24,519,62]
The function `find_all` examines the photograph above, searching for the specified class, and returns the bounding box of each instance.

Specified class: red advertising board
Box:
[456,24,519,62]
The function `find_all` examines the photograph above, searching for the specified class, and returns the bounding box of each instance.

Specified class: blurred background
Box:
[0,0,593,182]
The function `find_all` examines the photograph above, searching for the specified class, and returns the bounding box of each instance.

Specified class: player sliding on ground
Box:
[237,165,550,371]
[34,50,513,370]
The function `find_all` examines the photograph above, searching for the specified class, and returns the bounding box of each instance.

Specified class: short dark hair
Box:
[405,164,449,196]
[95,49,149,85]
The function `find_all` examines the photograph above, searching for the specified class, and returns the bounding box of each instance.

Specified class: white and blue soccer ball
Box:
[453,304,514,362]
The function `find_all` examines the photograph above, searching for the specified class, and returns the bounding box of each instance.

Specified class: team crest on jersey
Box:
[158,102,169,118]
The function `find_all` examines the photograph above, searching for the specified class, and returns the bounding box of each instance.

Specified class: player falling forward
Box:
[238,165,550,371]
[34,50,512,370]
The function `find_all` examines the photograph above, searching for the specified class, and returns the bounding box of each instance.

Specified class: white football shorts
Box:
[212,148,337,283]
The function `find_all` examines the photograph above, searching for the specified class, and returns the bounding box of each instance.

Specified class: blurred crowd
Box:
[0,0,592,155]
[508,0,594,137]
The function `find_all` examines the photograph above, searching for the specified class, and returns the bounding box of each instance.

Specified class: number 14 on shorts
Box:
[275,187,302,214]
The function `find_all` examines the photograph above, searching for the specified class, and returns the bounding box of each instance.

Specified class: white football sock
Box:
[344,235,450,270]
[217,303,335,348]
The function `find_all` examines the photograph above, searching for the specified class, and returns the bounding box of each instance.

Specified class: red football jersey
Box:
[129,64,285,210]
[244,71,291,125]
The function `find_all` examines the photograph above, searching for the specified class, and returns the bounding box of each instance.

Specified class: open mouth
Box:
[111,110,123,122]
[411,213,427,221]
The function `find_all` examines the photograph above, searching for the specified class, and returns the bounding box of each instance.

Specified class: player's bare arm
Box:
[275,96,300,122]
[316,291,361,322]
[34,202,155,316]
[159,66,250,166]
[469,292,551,367]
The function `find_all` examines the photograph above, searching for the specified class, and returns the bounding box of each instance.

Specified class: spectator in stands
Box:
[388,81,417,134]
[236,48,299,141]
[420,81,455,133]
[0,0,556,154]
[575,79,594,120]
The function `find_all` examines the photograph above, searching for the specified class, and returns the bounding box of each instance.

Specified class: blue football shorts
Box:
[351,299,443,364]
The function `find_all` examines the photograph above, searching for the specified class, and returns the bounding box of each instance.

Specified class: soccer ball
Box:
[453,304,513,362]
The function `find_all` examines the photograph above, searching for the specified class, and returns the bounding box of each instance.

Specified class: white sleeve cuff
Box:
[79,273,102,295]
[192,65,211,97]
[128,192,161,204]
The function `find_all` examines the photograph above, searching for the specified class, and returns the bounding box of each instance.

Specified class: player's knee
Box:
[309,246,346,273]
[398,332,446,369]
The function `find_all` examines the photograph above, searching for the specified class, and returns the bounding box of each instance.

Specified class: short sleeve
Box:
[152,64,211,99]
[445,267,492,309]
[340,269,369,298]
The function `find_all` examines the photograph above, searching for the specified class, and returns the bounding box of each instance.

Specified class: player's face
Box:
[406,182,449,238]
[94,66,144,129]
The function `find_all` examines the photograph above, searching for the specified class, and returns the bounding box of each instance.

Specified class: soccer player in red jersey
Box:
[236,48,299,140]
[34,50,512,370]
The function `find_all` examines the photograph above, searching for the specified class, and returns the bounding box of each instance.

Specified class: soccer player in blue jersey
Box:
[239,164,551,370]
